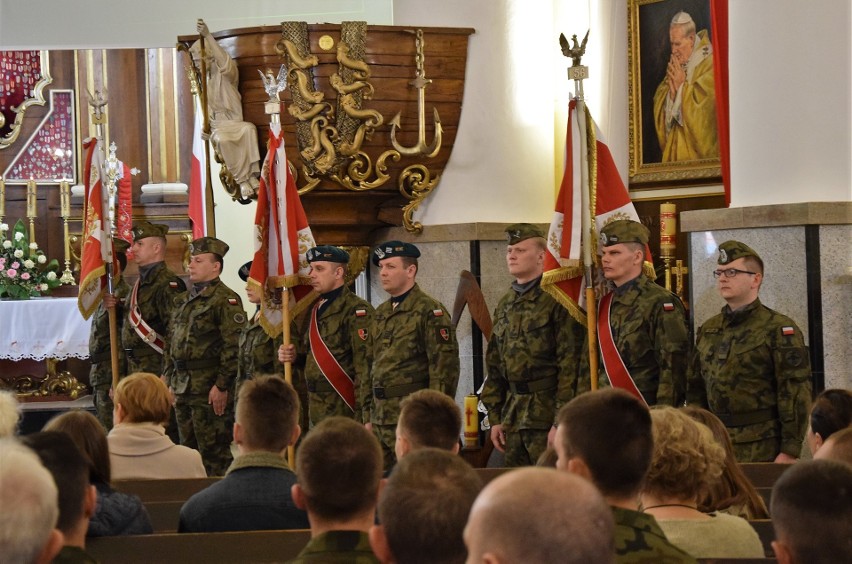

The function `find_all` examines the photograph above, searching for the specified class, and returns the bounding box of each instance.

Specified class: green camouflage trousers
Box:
[732,437,780,463]
[91,383,114,431]
[372,423,398,473]
[504,428,549,467]
[175,394,233,476]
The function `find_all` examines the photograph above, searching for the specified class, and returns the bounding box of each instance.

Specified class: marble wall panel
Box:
[819,224,852,389]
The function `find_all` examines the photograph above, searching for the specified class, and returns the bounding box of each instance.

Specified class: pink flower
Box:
[21,272,31,280]
[11,261,20,269]
[6,269,16,278]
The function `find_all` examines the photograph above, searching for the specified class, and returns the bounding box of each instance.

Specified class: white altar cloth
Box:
[0,297,91,361]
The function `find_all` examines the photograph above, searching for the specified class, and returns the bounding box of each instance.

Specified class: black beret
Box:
[306,245,350,264]
[372,240,421,266]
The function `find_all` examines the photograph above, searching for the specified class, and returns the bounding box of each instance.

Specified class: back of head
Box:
[236,376,299,452]
[0,439,60,564]
[0,390,21,438]
[645,407,724,501]
[296,416,382,521]
[44,410,111,485]
[466,467,614,564]
[810,388,852,441]
[398,389,461,451]
[114,372,172,426]
[556,389,652,498]
[378,448,482,564]
[20,431,90,535]
[815,426,852,466]
[771,459,852,564]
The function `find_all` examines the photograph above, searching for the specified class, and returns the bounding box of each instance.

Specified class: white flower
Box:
[46,271,57,281]
[29,242,38,250]
[13,249,24,258]
[14,232,24,241]
[0,223,7,231]
[24,259,35,269]
[2,240,10,249]
[39,283,49,291]
[37,254,47,264]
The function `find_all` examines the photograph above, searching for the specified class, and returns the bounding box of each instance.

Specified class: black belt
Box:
[90,350,112,364]
[125,347,160,360]
[173,358,220,371]
[717,407,779,427]
[508,376,558,395]
[373,381,428,400]
[307,380,335,393]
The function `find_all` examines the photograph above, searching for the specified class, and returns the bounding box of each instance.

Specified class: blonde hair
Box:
[0,390,20,438]
[114,372,171,426]
[645,406,725,501]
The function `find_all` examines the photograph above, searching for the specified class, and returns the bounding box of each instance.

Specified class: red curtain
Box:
[711,0,730,207]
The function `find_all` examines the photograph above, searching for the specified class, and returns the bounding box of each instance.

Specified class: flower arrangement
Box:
[0,219,62,299]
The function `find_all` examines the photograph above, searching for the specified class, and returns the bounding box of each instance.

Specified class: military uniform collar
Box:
[722,297,761,323]
[390,284,417,307]
[137,261,164,283]
[190,277,219,298]
[612,274,645,296]
[511,275,542,296]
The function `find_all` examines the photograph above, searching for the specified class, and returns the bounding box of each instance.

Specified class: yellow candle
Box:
[27,179,37,218]
[0,175,5,217]
[464,395,479,448]
[660,202,677,258]
[60,180,70,218]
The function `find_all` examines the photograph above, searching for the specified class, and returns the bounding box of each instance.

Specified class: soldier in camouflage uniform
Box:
[555,389,697,564]
[687,240,812,462]
[366,241,459,471]
[87,239,131,430]
[591,220,689,406]
[164,237,246,476]
[278,246,373,428]
[235,261,282,405]
[481,224,586,467]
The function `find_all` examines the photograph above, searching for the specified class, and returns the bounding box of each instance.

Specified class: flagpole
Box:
[565,32,599,390]
[197,20,216,238]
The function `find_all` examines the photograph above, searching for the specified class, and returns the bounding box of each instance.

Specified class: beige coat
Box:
[108,422,207,480]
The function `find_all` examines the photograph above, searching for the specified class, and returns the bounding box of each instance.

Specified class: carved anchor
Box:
[390,29,443,158]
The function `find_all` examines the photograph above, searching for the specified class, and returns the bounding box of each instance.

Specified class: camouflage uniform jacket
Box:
[88,277,130,388]
[365,284,459,425]
[482,281,586,430]
[286,530,379,563]
[597,274,689,406]
[612,507,697,563]
[164,279,245,395]
[300,287,373,425]
[237,312,282,385]
[686,298,811,457]
[123,261,186,374]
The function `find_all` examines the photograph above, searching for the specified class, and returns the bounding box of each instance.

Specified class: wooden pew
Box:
[87,530,311,564]
[740,463,789,488]
[698,560,777,563]
[113,478,220,502]
[749,519,776,558]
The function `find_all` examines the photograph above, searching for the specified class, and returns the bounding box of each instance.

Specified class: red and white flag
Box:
[248,122,316,337]
[115,161,134,249]
[77,138,113,319]
[188,96,207,239]
[541,99,650,325]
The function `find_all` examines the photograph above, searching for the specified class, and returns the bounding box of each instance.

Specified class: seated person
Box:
[771,459,852,564]
[682,406,769,519]
[0,390,20,438]
[44,410,152,537]
[806,388,852,456]
[395,389,461,460]
[179,376,307,532]
[555,389,697,563]
[642,406,764,559]
[370,448,482,564]
[464,467,615,564]
[288,417,383,563]
[107,372,206,480]
[814,426,852,466]
[0,439,64,564]
[21,432,98,564]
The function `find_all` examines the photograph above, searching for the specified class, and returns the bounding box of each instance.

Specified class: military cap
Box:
[505,223,545,245]
[131,221,169,241]
[372,240,421,266]
[717,240,761,265]
[113,239,130,254]
[238,261,252,282]
[599,219,649,247]
[190,236,229,257]
[307,245,350,264]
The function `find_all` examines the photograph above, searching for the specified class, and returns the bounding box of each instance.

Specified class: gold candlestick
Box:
[0,175,6,220]
[60,179,70,218]
[27,179,37,244]
[59,180,75,284]
[660,202,677,290]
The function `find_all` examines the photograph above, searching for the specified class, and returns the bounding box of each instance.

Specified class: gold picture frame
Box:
[0,50,53,150]
[627,0,721,186]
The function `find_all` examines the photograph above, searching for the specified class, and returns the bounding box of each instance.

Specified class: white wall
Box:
[729,0,852,206]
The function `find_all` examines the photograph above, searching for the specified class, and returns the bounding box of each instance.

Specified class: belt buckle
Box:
[374,387,386,399]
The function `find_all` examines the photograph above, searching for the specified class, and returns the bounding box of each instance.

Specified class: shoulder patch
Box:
[433,309,444,317]
[355,309,367,317]
[234,313,246,324]
[358,328,368,341]
[782,326,795,336]
[436,327,451,343]
[663,302,675,312]
[228,298,238,306]
[169,281,179,289]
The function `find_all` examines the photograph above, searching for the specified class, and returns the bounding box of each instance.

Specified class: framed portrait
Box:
[628,0,721,186]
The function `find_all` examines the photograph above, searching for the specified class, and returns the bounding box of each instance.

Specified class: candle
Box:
[26,179,37,218]
[0,175,5,217]
[464,395,479,448]
[660,202,677,259]
[60,180,70,218]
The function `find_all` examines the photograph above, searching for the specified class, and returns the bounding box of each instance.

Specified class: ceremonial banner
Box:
[77,138,111,319]
[248,122,316,337]
[188,97,207,239]
[542,99,651,326]
[115,161,134,248]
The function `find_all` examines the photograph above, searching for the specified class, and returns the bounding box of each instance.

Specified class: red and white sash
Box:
[128,280,166,354]
[309,300,356,412]
[597,292,647,406]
